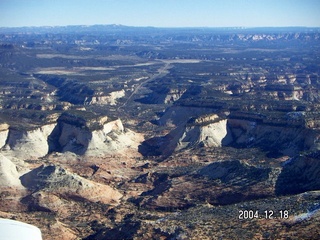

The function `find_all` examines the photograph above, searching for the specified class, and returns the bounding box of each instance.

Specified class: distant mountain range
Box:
[0,24,319,34]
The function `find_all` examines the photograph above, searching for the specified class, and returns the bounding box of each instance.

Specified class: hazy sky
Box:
[1,0,319,28]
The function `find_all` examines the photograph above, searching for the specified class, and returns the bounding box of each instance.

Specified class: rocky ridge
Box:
[20,164,123,205]
[0,112,143,159]
[141,110,320,158]
[34,75,126,106]
[0,26,319,239]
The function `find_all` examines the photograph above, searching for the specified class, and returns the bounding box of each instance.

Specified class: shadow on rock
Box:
[20,165,55,191]
[48,112,92,155]
[138,136,164,157]
[275,153,320,196]
[195,160,270,186]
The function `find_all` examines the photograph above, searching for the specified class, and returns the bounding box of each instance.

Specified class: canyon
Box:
[0,25,319,239]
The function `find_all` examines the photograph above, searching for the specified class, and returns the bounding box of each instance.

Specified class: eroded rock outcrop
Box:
[227,117,320,156]
[49,113,143,156]
[20,164,122,205]
[35,75,125,106]
[2,124,55,159]
[136,160,276,210]
[276,152,320,195]
[0,153,24,189]
[89,90,125,105]
[137,87,186,104]
[168,115,233,154]
[0,112,143,158]
[0,123,9,148]
[142,110,320,157]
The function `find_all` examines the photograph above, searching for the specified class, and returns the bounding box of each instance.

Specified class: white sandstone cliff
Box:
[0,153,24,188]
[161,114,233,155]
[2,124,56,160]
[175,117,233,151]
[0,123,9,149]
[87,118,144,156]
[51,117,143,156]
[89,90,125,105]
[157,112,320,157]
[0,115,143,159]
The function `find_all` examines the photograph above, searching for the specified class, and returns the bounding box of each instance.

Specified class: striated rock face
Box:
[88,122,143,156]
[0,153,24,188]
[138,87,187,104]
[143,110,320,157]
[3,124,56,159]
[89,90,125,105]
[34,75,95,105]
[0,112,143,158]
[0,123,9,148]
[139,114,232,157]
[48,120,92,155]
[157,106,218,127]
[35,75,125,106]
[263,84,305,101]
[87,119,124,153]
[20,164,123,205]
[174,117,233,152]
[228,118,320,156]
[163,89,187,104]
[49,113,143,156]
[276,152,320,195]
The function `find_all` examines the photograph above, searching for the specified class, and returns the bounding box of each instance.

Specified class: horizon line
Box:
[0,24,319,29]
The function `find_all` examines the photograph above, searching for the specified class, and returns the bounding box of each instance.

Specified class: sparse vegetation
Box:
[0,25,320,239]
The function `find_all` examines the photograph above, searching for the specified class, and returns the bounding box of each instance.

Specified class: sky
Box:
[0,0,320,28]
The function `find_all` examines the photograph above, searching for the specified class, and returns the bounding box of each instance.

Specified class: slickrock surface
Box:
[0,153,24,188]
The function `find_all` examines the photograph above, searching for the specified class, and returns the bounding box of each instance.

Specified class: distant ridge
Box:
[0,24,319,34]
[0,24,155,33]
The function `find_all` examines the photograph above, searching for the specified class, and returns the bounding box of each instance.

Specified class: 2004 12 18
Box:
[238,210,289,220]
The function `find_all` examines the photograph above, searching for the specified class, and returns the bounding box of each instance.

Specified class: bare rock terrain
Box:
[20,164,123,205]
[0,153,24,188]
[3,124,56,159]
[0,25,319,239]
